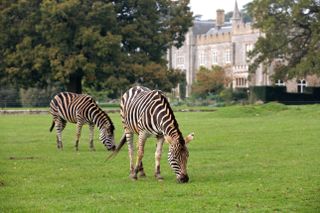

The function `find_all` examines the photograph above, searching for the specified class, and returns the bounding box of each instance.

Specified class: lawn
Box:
[0,103,319,212]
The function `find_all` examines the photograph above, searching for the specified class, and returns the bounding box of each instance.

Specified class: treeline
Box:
[0,0,193,98]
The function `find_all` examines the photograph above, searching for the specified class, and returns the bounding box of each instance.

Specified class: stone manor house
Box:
[167,1,320,97]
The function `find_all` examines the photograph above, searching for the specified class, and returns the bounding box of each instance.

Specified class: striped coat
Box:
[112,86,193,183]
[49,92,115,151]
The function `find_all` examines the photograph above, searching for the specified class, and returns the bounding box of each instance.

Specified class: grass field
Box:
[0,103,319,212]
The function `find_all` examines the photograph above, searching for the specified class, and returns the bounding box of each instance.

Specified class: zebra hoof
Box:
[129,174,138,181]
[57,143,63,150]
[155,174,164,181]
[131,176,138,181]
[139,173,147,178]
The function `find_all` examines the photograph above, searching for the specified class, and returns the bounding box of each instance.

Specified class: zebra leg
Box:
[75,122,83,151]
[138,161,146,178]
[126,132,136,180]
[133,132,148,180]
[55,119,66,150]
[154,136,164,180]
[89,123,95,151]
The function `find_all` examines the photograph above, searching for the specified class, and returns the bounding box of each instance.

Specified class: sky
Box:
[189,0,252,20]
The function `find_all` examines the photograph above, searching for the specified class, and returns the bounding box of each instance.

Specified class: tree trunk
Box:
[66,73,82,94]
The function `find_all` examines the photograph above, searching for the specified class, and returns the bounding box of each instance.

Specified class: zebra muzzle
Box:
[107,145,116,151]
[177,174,189,183]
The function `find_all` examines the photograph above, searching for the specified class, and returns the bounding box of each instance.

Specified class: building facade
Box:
[168,0,318,97]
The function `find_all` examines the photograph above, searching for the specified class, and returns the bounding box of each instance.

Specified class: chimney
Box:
[216,9,225,29]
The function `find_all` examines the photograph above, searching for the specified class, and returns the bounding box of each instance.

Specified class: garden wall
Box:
[250,86,320,105]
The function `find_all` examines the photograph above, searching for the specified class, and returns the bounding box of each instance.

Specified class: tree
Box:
[225,11,233,22]
[112,0,192,95]
[247,0,320,79]
[0,0,193,95]
[192,66,231,97]
[0,0,121,94]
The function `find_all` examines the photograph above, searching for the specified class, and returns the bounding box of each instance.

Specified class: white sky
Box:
[189,0,252,20]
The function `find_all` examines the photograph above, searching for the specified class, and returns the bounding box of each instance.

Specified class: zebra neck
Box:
[164,123,183,143]
[96,117,112,132]
[90,108,112,131]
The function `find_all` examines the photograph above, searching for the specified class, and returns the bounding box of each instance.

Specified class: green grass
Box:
[0,103,319,212]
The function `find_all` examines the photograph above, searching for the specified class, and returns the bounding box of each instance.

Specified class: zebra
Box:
[110,86,194,183]
[49,92,116,151]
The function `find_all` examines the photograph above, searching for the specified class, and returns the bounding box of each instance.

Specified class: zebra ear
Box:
[185,133,194,144]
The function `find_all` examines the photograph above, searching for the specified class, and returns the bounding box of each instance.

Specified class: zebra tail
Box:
[106,133,126,161]
[49,121,55,132]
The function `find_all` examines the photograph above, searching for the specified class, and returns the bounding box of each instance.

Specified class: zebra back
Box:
[50,92,115,149]
[50,92,113,128]
[120,86,185,144]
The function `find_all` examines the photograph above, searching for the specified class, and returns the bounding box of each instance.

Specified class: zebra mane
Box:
[99,108,115,132]
[156,90,185,145]
[89,98,114,132]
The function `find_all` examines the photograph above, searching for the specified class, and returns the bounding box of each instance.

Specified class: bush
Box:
[20,86,62,107]
[219,89,233,103]
[192,66,231,98]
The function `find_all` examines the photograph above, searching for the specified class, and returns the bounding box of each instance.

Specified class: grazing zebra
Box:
[49,92,116,151]
[110,86,194,183]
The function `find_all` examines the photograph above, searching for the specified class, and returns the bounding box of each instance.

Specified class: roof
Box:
[232,0,241,20]
[206,23,232,35]
[192,20,215,35]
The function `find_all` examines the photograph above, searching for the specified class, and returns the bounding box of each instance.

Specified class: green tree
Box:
[192,66,231,97]
[0,0,192,96]
[0,1,44,87]
[225,11,233,22]
[247,0,320,79]
[1,0,121,94]
[112,0,192,95]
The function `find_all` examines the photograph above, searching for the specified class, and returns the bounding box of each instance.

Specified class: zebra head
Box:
[167,133,194,183]
[99,125,116,151]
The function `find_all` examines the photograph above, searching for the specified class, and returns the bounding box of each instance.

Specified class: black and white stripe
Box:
[114,86,192,183]
[49,92,115,151]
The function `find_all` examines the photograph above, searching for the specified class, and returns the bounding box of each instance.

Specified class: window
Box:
[199,51,206,66]
[297,79,307,93]
[176,49,184,65]
[275,79,285,86]
[235,78,247,87]
[211,50,218,65]
[224,49,231,64]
